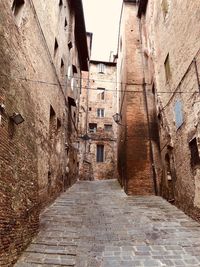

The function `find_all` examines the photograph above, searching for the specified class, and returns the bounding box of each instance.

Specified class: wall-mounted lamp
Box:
[0,103,5,112]
[113,113,126,127]
[10,113,24,125]
[113,113,122,124]
[65,142,69,150]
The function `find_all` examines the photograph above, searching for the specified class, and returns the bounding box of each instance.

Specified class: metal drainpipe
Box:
[193,58,200,92]
[138,19,158,196]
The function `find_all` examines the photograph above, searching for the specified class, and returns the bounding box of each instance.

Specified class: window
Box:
[152,84,155,95]
[162,0,169,18]
[68,41,73,50]
[97,145,104,162]
[98,63,106,74]
[189,138,200,168]
[101,92,105,100]
[164,54,171,82]
[120,38,122,52]
[97,108,104,118]
[57,118,61,130]
[68,66,72,80]
[157,111,163,127]
[89,107,92,111]
[64,18,68,28]
[54,38,58,57]
[104,124,112,131]
[97,88,105,100]
[174,100,183,129]
[12,0,25,25]
[59,0,63,6]
[49,105,56,141]
[56,118,61,135]
[89,123,97,133]
[60,58,64,76]
[72,65,78,75]
[71,78,78,91]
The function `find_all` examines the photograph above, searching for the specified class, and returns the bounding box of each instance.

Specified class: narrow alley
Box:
[15,180,200,267]
[1,0,200,266]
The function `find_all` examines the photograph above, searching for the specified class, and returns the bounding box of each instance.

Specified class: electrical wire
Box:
[0,73,199,94]
[67,75,145,85]
[0,73,62,87]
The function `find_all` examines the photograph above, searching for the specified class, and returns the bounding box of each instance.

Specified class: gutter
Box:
[137,0,148,18]
[72,0,89,71]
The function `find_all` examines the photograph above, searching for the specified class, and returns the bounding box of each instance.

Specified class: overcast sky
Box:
[82,0,122,62]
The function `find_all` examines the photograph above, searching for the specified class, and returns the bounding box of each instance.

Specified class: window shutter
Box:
[174,100,183,129]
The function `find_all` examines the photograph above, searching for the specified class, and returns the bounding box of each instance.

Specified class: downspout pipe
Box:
[193,58,200,92]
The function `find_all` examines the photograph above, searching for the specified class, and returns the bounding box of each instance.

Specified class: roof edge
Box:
[90,60,116,66]
[137,0,148,18]
[71,0,89,71]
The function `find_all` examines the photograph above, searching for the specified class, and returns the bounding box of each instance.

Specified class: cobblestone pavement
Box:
[15,180,200,267]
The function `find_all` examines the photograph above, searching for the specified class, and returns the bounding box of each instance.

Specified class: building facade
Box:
[137,0,200,220]
[116,0,160,195]
[79,60,118,180]
[0,0,88,265]
[117,0,200,220]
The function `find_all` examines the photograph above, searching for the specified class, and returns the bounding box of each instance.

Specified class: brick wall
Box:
[140,0,200,220]
[0,1,86,265]
[117,2,155,195]
[79,62,118,180]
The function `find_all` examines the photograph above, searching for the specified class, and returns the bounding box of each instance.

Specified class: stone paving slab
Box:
[15,179,200,267]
